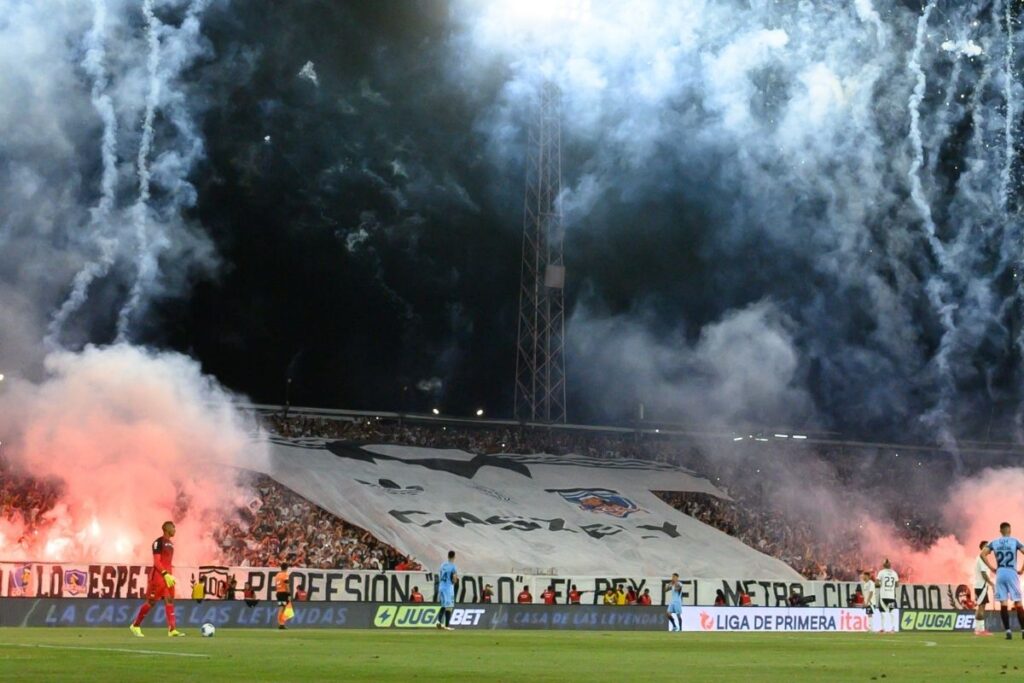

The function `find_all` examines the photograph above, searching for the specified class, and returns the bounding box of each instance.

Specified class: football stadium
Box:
[6,1,1024,681]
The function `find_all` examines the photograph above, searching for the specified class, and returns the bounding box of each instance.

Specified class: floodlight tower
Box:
[514,79,567,423]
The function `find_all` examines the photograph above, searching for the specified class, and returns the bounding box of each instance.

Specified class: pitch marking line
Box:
[0,643,210,658]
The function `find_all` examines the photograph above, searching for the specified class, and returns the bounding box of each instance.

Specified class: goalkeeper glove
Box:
[163,573,176,588]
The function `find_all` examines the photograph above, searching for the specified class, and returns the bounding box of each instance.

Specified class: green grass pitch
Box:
[0,628,1017,682]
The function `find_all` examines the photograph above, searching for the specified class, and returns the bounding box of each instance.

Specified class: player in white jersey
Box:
[859,571,876,632]
[973,540,994,636]
[875,559,899,633]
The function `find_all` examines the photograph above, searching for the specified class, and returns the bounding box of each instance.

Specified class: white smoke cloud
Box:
[46,0,121,349]
[416,377,444,394]
[1,1,94,369]
[569,300,813,429]
[117,0,218,340]
[298,59,319,87]
[0,344,267,564]
[854,0,889,47]
[0,0,221,352]
[0,0,254,566]
[942,39,984,58]
[453,0,1022,441]
[452,0,1024,579]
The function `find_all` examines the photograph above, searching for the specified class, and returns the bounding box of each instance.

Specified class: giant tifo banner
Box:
[258,438,800,578]
[0,564,968,610]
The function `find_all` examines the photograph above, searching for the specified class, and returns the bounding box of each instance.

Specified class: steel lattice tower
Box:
[514,81,566,423]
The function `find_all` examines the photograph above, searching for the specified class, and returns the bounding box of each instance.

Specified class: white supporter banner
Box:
[258,438,801,578]
[0,563,965,610]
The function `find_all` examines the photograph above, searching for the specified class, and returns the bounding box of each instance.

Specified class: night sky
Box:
[158,2,528,417]
[158,1,719,421]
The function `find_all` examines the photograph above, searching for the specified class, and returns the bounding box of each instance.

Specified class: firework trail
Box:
[1003,0,1018,212]
[115,0,162,342]
[46,0,119,348]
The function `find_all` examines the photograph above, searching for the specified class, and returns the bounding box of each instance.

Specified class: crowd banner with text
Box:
[0,562,965,610]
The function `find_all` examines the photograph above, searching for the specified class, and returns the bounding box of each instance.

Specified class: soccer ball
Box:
[200,623,216,638]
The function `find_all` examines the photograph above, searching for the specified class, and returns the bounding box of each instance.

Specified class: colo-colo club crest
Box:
[549,488,643,518]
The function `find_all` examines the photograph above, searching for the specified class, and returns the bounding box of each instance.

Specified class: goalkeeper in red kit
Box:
[129,521,185,637]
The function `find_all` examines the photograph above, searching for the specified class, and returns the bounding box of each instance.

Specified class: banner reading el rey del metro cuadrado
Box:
[0,562,966,610]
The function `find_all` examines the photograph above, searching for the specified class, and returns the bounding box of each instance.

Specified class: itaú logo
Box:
[838,611,871,631]
[699,611,715,631]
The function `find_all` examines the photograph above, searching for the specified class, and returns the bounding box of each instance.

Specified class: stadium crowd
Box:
[214,473,420,571]
[264,414,669,462]
[655,491,865,580]
[0,454,62,541]
[0,447,420,573]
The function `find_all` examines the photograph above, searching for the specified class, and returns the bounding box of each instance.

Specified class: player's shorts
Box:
[877,598,896,612]
[439,585,454,609]
[974,586,990,607]
[145,574,175,601]
[995,568,1022,602]
[276,591,291,607]
[666,603,681,615]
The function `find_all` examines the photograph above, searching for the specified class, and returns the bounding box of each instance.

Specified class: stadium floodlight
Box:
[774,433,788,438]
[792,434,807,439]
[733,436,744,441]
[0,373,5,381]
[432,408,440,415]
[475,408,485,417]
[754,437,769,442]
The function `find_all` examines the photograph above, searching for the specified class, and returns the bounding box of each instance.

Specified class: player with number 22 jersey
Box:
[983,522,1024,640]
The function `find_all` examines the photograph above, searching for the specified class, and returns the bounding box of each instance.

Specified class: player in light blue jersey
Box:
[435,550,458,631]
[981,522,1024,640]
[664,572,683,632]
